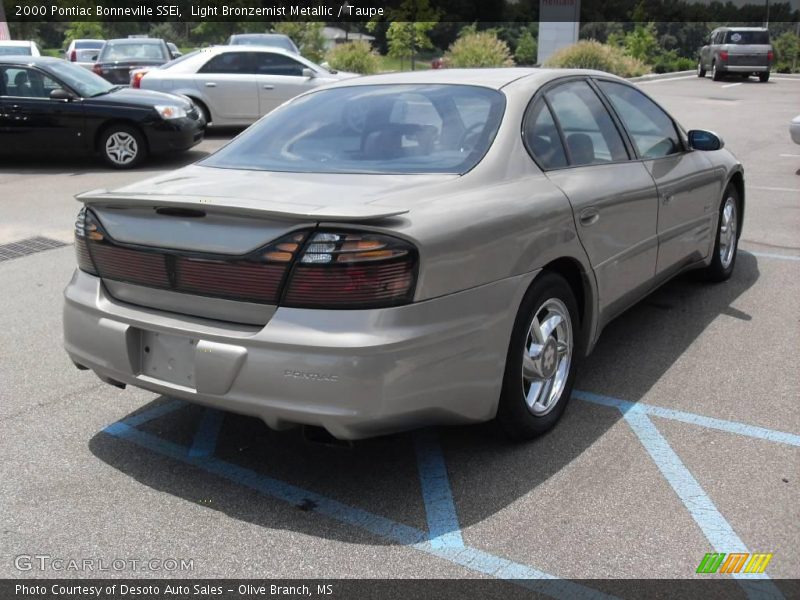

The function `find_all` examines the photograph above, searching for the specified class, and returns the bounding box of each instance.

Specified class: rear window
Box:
[75,41,104,49]
[725,30,770,44]
[99,41,168,61]
[203,84,506,175]
[0,45,31,56]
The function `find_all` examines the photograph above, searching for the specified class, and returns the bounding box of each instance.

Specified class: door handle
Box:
[204,82,216,88]
[663,194,675,205]
[262,84,274,90]
[579,207,600,226]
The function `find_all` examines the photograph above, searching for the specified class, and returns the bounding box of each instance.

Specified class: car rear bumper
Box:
[718,64,769,72]
[145,116,205,153]
[63,269,534,439]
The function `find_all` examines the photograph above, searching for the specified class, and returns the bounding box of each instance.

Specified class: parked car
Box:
[135,46,357,126]
[64,39,105,69]
[167,42,182,59]
[0,41,41,56]
[63,69,745,440]
[226,33,300,54]
[791,114,800,145]
[0,56,205,168]
[698,27,773,82]
[92,38,172,84]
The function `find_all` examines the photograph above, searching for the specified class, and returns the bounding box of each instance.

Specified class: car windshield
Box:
[203,84,506,175]
[99,41,167,61]
[47,61,115,97]
[725,30,770,44]
[0,46,31,56]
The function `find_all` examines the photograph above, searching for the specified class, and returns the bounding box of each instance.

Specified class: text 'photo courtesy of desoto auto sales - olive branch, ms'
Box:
[0,0,798,598]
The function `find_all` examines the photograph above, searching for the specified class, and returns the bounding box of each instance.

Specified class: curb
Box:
[628,70,695,82]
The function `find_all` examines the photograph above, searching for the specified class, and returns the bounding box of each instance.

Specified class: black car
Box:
[0,57,205,168]
[93,38,172,85]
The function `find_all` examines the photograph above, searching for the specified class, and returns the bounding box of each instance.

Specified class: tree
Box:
[368,0,440,70]
[515,30,537,65]
[273,22,327,63]
[63,22,105,44]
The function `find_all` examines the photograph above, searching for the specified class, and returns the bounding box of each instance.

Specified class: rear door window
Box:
[523,98,568,169]
[544,80,629,166]
[199,52,252,74]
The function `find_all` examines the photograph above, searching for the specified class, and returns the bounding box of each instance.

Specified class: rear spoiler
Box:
[76,189,410,222]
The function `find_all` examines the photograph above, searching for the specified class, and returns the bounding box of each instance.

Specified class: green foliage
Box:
[325,41,381,75]
[63,22,104,44]
[515,30,538,65]
[273,22,326,63]
[773,31,800,73]
[544,40,648,78]
[367,0,440,69]
[445,31,514,68]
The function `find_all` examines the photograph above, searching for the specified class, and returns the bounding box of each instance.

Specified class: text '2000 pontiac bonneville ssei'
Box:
[63,69,744,440]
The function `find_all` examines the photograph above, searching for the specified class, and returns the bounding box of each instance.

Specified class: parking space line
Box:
[574,391,800,447]
[188,408,225,458]
[103,416,614,599]
[413,429,465,549]
[721,83,742,88]
[748,186,800,193]
[621,410,783,599]
[746,251,800,262]
[121,399,186,427]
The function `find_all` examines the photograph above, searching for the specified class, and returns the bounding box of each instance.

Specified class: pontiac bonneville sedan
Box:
[63,69,744,440]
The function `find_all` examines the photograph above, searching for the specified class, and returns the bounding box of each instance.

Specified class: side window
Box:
[2,67,60,99]
[523,98,568,169]
[597,81,682,159]
[250,53,305,77]
[545,80,629,166]
[199,52,252,74]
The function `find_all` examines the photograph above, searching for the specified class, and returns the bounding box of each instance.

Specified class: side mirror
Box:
[301,67,316,78]
[688,129,724,151]
[50,88,76,101]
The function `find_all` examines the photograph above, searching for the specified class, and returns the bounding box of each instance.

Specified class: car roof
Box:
[203,45,299,57]
[232,33,291,39]
[0,41,35,46]
[713,27,769,31]
[0,55,61,65]
[321,68,625,91]
[105,38,165,44]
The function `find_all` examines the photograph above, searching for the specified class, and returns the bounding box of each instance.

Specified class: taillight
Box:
[767,50,774,62]
[69,50,77,62]
[74,206,99,275]
[719,50,729,61]
[282,231,417,309]
[131,71,145,88]
[92,63,102,75]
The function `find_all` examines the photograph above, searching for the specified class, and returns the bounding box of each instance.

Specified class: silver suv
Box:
[698,27,773,82]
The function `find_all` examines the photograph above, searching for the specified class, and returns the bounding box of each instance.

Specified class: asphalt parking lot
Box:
[1,75,798,595]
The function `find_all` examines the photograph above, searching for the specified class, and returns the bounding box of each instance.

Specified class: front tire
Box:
[704,185,740,282]
[100,125,146,169]
[497,272,580,440]
[697,61,706,77]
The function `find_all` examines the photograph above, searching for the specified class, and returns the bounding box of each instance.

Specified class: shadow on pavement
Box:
[89,252,759,545]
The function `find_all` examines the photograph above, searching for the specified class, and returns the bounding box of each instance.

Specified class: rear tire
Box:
[711,61,723,81]
[704,184,740,282]
[759,71,770,83]
[497,272,581,440]
[100,125,146,169]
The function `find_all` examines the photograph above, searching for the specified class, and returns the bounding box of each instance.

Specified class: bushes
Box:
[544,40,648,78]
[515,30,538,65]
[445,31,514,68]
[325,41,381,75]
[773,31,800,73]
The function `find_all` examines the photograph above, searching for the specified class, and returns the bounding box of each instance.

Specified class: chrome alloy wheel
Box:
[105,132,138,166]
[521,298,573,416]
[719,196,738,269]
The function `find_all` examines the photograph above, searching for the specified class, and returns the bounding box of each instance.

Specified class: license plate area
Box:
[140,331,197,387]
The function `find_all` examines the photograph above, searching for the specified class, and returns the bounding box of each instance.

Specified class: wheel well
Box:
[728,171,745,234]
[95,120,148,154]
[186,97,210,123]
[541,258,587,327]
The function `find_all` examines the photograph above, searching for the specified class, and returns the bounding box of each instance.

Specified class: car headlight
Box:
[154,105,187,120]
